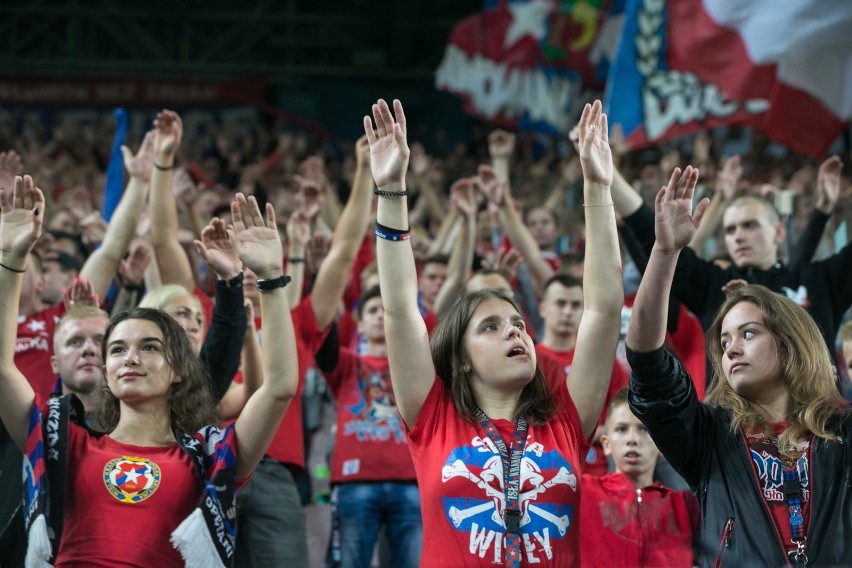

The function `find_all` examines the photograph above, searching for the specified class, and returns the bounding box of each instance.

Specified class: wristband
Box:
[256,274,291,292]
[216,271,244,289]
[287,257,305,264]
[375,222,412,242]
[154,162,175,171]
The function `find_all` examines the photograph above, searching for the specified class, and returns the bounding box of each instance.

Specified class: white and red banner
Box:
[436,0,621,135]
[605,0,852,157]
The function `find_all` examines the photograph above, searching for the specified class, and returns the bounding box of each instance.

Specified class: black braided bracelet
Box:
[373,187,409,198]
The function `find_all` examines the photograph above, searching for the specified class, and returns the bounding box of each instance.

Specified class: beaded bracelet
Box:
[373,187,409,198]
[582,202,614,207]
[375,221,412,241]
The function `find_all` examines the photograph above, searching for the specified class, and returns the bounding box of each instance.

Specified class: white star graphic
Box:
[26,320,46,332]
[504,0,552,49]
[123,467,143,484]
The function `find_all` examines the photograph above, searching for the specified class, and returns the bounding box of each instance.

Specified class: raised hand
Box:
[153,110,183,164]
[363,99,409,189]
[488,130,516,161]
[354,135,370,171]
[62,276,100,310]
[482,247,523,283]
[474,165,506,211]
[293,175,324,220]
[227,193,284,279]
[80,212,108,249]
[409,142,432,178]
[816,155,843,213]
[0,175,45,269]
[0,150,23,193]
[120,130,155,182]
[195,217,243,280]
[286,209,312,250]
[716,155,743,201]
[450,178,477,218]
[653,166,708,254]
[172,167,199,205]
[576,100,612,187]
[118,240,151,287]
[305,231,330,275]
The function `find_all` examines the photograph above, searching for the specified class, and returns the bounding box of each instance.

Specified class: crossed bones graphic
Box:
[442,440,577,536]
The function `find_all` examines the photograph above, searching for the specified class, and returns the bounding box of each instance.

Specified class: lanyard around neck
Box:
[475,408,529,568]
[783,467,808,567]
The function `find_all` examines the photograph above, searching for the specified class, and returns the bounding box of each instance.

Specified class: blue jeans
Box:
[331,482,422,568]
[235,458,308,567]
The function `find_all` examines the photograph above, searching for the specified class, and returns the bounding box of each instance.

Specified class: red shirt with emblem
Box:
[407,377,588,567]
[325,350,415,484]
[535,344,628,477]
[16,304,66,400]
[55,424,199,567]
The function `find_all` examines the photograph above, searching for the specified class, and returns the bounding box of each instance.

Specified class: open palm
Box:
[654,167,708,253]
[364,99,409,188]
[0,175,44,262]
[576,101,612,187]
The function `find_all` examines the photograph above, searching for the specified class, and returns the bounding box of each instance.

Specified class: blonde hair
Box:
[139,284,197,311]
[54,306,110,342]
[706,285,848,455]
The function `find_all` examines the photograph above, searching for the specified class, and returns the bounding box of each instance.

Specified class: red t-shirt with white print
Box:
[407,377,588,567]
[325,349,415,484]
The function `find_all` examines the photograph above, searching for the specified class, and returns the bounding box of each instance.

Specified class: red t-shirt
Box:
[260,296,328,472]
[325,349,415,484]
[16,304,66,399]
[535,344,628,477]
[746,423,811,555]
[55,425,199,567]
[580,472,697,567]
[406,378,588,567]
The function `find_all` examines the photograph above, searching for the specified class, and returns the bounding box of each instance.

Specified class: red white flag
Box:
[606,0,851,157]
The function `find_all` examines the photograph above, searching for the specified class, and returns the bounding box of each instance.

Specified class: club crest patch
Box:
[103,456,161,503]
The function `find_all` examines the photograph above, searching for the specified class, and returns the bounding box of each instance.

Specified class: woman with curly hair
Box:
[626,164,852,567]
[0,176,298,567]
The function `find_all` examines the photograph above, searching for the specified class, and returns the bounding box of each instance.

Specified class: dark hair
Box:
[93,308,215,434]
[422,254,450,269]
[706,285,847,451]
[357,285,382,320]
[430,289,556,425]
[543,274,583,295]
[524,206,559,226]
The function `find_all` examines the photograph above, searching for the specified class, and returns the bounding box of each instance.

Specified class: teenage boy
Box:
[580,389,698,567]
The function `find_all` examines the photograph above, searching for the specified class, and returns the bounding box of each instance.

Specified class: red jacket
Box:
[580,472,698,567]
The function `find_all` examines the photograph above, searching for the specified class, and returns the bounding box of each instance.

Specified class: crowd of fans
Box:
[1,99,851,567]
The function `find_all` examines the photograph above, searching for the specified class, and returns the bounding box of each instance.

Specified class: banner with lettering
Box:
[435,0,621,135]
[604,0,851,157]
